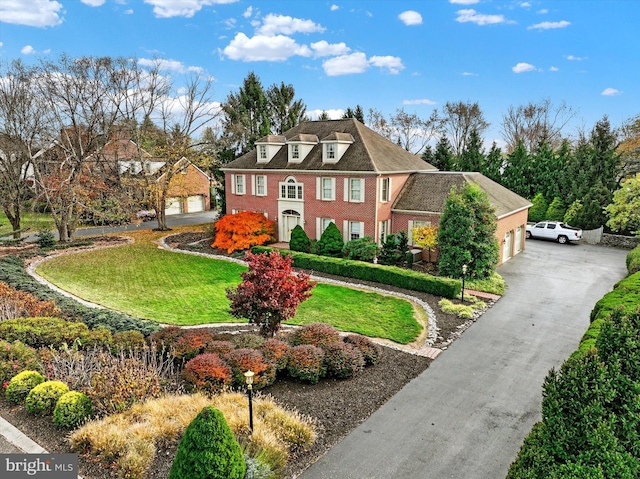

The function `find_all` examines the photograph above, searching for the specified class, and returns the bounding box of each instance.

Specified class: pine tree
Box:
[545,197,566,222]
[482,141,504,183]
[528,193,549,223]
[456,129,485,172]
[432,136,454,171]
[289,224,311,252]
[316,222,344,257]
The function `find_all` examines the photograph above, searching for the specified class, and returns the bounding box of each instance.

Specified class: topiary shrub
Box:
[53,391,93,428]
[288,323,342,348]
[342,236,379,262]
[231,333,265,350]
[287,345,325,384]
[225,349,275,389]
[322,342,364,379]
[169,406,246,479]
[289,225,311,253]
[5,370,45,404]
[259,338,290,371]
[25,380,70,415]
[173,329,215,361]
[316,222,344,257]
[344,334,382,366]
[183,353,233,393]
[206,340,236,357]
[0,339,41,385]
[111,330,146,352]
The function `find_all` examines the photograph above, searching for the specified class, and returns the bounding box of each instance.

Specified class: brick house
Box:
[223,119,531,265]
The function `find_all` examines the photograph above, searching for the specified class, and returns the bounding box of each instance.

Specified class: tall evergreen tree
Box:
[501,141,531,199]
[421,144,434,166]
[432,136,454,171]
[456,129,485,172]
[482,141,504,183]
[342,105,365,123]
[266,81,307,134]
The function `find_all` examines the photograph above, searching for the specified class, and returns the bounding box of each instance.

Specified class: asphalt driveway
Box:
[300,240,629,479]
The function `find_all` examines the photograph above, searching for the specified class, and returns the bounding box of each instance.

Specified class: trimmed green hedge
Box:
[251,246,461,299]
[590,271,640,323]
[0,255,159,336]
[627,245,640,275]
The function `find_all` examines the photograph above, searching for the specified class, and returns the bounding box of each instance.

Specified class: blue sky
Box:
[1,0,638,148]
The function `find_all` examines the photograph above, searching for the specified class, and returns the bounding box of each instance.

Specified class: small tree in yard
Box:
[226,251,315,337]
[289,224,311,252]
[378,231,409,267]
[606,173,640,236]
[438,184,499,279]
[315,222,344,257]
[212,211,276,254]
[412,225,439,263]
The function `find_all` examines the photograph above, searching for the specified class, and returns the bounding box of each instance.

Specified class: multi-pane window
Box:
[279,178,303,200]
[259,145,267,160]
[379,220,390,242]
[292,144,299,159]
[350,178,362,202]
[327,143,336,159]
[322,178,334,200]
[234,175,245,195]
[256,175,266,196]
[349,221,361,240]
[380,178,390,202]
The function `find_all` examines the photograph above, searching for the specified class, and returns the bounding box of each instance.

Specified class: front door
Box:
[281,210,301,241]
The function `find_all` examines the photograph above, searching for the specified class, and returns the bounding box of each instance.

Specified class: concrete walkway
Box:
[300,241,629,479]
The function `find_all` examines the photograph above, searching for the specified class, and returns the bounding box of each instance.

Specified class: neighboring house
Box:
[99,132,211,215]
[223,119,531,265]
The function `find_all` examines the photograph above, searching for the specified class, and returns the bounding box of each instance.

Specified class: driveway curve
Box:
[300,241,629,479]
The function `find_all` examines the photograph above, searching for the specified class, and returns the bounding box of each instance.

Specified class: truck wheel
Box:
[558,235,568,244]
[525,231,531,239]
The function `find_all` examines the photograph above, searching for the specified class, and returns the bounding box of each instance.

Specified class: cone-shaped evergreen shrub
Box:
[316,222,344,257]
[169,406,246,479]
[289,225,311,252]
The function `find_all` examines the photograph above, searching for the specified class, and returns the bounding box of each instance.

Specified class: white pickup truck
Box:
[525,221,583,244]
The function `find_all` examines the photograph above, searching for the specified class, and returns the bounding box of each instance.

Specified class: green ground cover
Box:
[36,232,422,344]
[0,211,55,237]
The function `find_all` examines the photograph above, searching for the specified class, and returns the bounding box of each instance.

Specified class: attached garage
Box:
[515,226,524,253]
[187,195,205,213]
[503,231,513,262]
[165,197,183,215]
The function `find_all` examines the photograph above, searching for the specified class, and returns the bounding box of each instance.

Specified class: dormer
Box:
[321,132,354,164]
[287,134,318,163]
[255,135,286,163]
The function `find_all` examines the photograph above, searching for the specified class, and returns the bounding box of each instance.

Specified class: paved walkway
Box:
[300,241,629,479]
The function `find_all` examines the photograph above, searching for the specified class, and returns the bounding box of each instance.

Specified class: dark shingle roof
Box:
[393,172,532,218]
[224,118,436,173]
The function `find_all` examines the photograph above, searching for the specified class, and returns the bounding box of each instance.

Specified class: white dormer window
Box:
[327,143,336,159]
[259,145,267,160]
[292,144,299,159]
[321,132,353,163]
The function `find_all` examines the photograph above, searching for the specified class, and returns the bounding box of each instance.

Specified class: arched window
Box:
[279,176,303,200]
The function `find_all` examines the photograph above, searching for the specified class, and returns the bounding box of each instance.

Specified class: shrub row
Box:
[627,244,640,275]
[589,271,640,323]
[0,317,112,350]
[251,246,461,299]
[0,255,159,335]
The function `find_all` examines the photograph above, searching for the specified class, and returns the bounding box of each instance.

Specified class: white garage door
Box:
[515,226,523,253]
[165,197,183,215]
[503,231,513,262]
[187,195,205,213]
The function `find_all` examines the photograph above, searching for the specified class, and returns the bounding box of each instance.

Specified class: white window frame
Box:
[233,174,246,195]
[316,177,336,201]
[379,219,390,242]
[380,177,390,202]
[254,175,267,196]
[343,220,365,241]
[327,143,336,159]
[259,145,267,160]
[279,177,303,200]
[292,144,299,159]
[408,220,432,245]
[344,178,364,203]
[316,217,335,240]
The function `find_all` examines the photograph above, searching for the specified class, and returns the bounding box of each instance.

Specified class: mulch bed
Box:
[0,232,484,478]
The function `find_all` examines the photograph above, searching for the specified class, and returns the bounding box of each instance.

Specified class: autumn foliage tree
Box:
[226,251,315,337]
[412,225,439,263]
[212,211,276,254]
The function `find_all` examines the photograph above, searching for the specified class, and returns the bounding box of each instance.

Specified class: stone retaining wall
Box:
[600,233,640,249]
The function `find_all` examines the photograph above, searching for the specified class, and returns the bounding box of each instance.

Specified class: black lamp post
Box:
[461,264,468,302]
[244,370,254,433]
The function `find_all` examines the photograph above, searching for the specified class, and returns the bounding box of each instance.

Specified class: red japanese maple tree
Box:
[226,251,316,337]
[212,211,276,254]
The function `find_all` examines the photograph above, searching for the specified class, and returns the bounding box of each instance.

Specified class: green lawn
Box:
[36,235,423,344]
[0,211,55,237]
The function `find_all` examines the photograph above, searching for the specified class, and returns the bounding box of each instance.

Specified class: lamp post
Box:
[461,264,468,302]
[244,370,254,433]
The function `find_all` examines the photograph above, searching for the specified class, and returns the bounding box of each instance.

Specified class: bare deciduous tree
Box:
[438,101,489,157]
[366,107,440,154]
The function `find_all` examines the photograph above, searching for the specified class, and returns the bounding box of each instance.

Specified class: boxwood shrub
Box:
[53,391,93,428]
[251,246,461,299]
[589,271,640,323]
[26,380,70,415]
[5,370,45,404]
[627,245,640,275]
[0,317,112,350]
[0,255,159,336]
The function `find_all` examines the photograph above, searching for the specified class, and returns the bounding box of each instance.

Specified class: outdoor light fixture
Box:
[461,264,468,302]
[244,370,255,432]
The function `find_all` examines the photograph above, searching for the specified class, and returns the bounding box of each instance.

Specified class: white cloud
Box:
[330,4,339,11]
[0,0,63,27]
[243,6,252,18]
[399,10,422,26]
[0,42,3,48]
[520,2,531,7]
[310,40,350,58]
[21,45,36,55]
[565,54,587,61]
[143,0,239,19]
[528,20,571,30]
[81,0,106,6]
[222,32,312,61]
[138,58,204,73]
[512,62,536,73]
[323,52,369,76]
[549,66,559,71]
[601,88,622,96]
[308,109,344,120]
[370,55,405,74]
[455,9,506,26]
[403,99,437,105]
[125,9,134,14]
[537,9,549,14]
[449,0,479,4]
[462,71,478,76]
[256,13,325,36]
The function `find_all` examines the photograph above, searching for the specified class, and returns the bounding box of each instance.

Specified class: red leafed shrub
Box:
[287,345,325,384]
[148,326,184,349]
[183,353,233,393]
[344,334,382,366]
[205,340,236,357]
[227,251,315,337]
[173,329,215,361]
[231,333,264,350]
[322,342,365,379]
[288,323,342,348]
[259,338,291,371]
[225,348,275,390]
[212,211,276,254]
[0,282,60,321]
[0,339,42,385]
